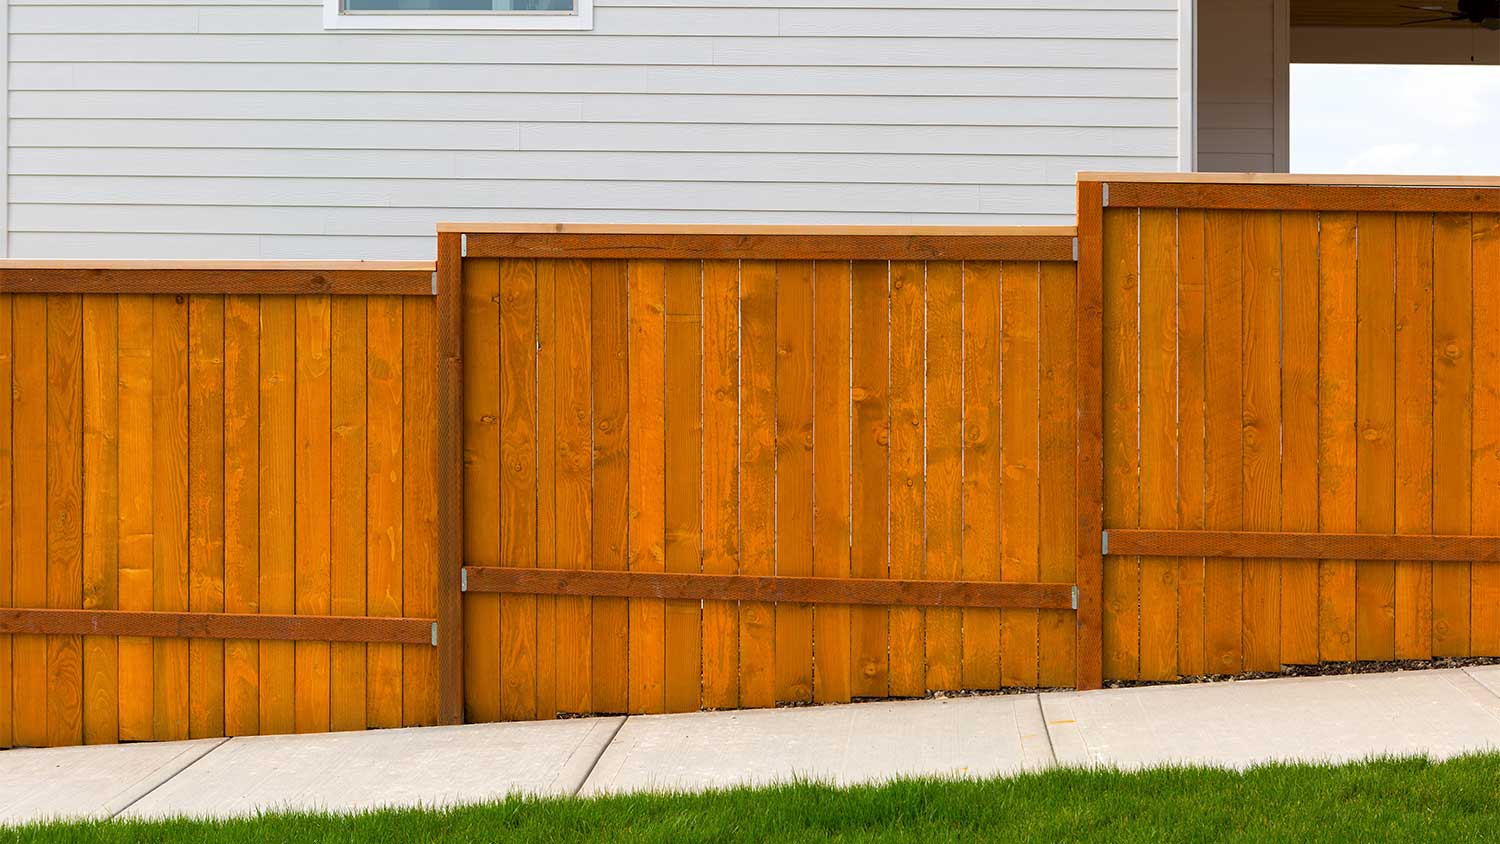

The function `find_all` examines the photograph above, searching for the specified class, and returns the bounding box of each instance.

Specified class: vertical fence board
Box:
[1393,214,1434,661]
[812,260,852,703]
[1241,211,1283,673]
[82,295,120,744]
[462,259,502,723]
[14,296,47,747]
[1280,213,1320,666]
[1138,210,1179,681]
[535,262,558,721]
[738,259,777,709]
[188,295,226,738]
[664,260,703,713]
[294,297,332,735]
[1039,261,1079,687]
[0,295,12,749]
[553,260,593,715]
[1001,261,1041,686]
[402,296,439,727]
[626,260,665,716]
[1473,215,1500,656]
[888,260,925,697]
[46,295,84,747]
[1203,210,1244,674]
[152,295,189,742]
[961,261,1002,690]
[1318,213,1359,663]
[116,295,153,741]
[774,260,814,704]
[701,260,739,710]
[850,260,890,698]
[1356,213,1398,662]
[330,297,368,732]
[258,295,296,736]
[589,260,630,715]
[1102,209,1140,680]
[500,259,540,721]
[1175,212,1208,677]
[222,295,260,737]
[1432,213,1473,656]
[366,296,404,729]
[924,261,963,692]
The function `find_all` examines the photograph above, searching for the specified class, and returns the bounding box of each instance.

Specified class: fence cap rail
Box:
[1079,171,1500,189]
[437,222,1077,237]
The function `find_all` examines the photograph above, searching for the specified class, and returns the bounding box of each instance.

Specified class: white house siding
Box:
[8,0,1181,259]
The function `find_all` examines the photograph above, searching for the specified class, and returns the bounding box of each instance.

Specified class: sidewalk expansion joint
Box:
[107,736,232,820]
[572,716,628,797]
[1034,694,1059,768]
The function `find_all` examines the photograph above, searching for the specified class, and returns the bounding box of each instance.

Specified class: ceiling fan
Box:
[1399,0,1500,28]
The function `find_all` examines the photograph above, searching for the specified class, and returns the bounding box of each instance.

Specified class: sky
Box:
[1291,63,1500,175]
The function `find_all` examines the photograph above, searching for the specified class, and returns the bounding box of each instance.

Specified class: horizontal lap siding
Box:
[0,290,438,748]
[8,1,1177,258]
[459,254,1079,720]
[1101,206,1500,680]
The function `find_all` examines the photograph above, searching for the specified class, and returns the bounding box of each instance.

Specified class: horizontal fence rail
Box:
[0,609,436,645]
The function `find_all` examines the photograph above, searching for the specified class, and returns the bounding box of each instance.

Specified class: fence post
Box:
[1074,179,1106,690]
[435,231,466,724]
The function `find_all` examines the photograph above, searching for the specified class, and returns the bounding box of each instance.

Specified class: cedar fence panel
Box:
[1089,174,1500,681]
[0,263,447,747]
[448,228,1082,718]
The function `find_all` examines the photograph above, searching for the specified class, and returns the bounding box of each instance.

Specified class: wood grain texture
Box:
[46,294,84,747]
[1203,210,1244,675]
[1432,213,1473,657]
[1318,213,1359,662]
[1105,531,1500,562]
[1393,214,1433,662]
[700,260,739,711]
[258,295,296,736]
[499,259,539,721]
[188,295,226,738]
[1356,213,1397,662]
[1174,212,1208,676]
[294,296,333,735]
[366,295,404,729]
[463,568,1076,609]
[0,266,433,296]
[0,296,13,748]
[849,260,890,698]
[626,259,665,716]
[774,260,814,704]
[888,260,924,697]
[1073,181,1105,691]
[222,295,260,737]
[152,294,189,742]
[115,295,153,742]
[924,261,962,692]
[1001,261,1041,687]
[589,260,630,715]
[465,232,1075,263]
[1279,213,1320,666]
[812,260,851,704]
[330,296,368,732]
[1240,211,1282,673]
[1038,261,1079,687]
[1101,208,1139,681]
[1474,215,1500,657]
[552,259,593,716]
[82,295,120,744]
[961,261,1002,691]
[663,261,702,714]
[402,295,441,727]
[461,258,501,724]
[1137,210,1178,681]
[738,260,777,709]
[1106,182,1500,213]
[0,609,435,643]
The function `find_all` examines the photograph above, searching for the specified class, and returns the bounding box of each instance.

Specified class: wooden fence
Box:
[7,174,1500,746]
[449,226,1083,716]
[1090,175,1500,681]
[0,262,456,748]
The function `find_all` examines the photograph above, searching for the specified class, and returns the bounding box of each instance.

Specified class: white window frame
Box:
[323,0,592,31]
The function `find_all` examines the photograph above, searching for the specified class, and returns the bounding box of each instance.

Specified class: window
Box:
[324,0,592,30]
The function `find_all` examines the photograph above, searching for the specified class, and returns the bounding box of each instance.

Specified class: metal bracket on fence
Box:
[1101,182,1110,206]
[431,622,439,647]
[460,568,468,592]
[1101,530,1109,556]
[431,271,438,295]
[1072,237,1079,262]
[1071,586,1079,610]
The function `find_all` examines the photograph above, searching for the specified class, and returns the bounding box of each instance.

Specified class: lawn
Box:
[8,754,1498,844]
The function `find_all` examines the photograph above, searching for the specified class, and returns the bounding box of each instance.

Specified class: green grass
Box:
[9,754,1499,844]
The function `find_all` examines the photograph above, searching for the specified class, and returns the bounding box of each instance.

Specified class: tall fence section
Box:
[3,175,1500,746]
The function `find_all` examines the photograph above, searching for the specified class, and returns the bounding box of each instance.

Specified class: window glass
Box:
[343,0,574,10]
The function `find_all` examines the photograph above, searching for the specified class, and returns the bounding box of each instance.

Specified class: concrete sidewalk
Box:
[4,665,1499,824]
